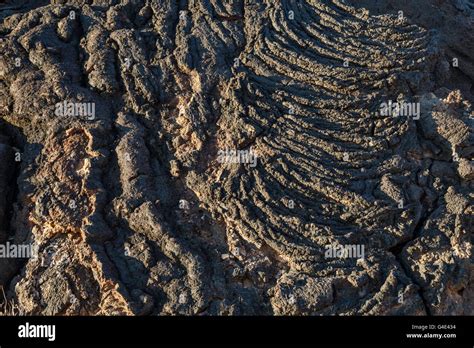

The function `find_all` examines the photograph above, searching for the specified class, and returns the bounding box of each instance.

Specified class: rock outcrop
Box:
[0,0,472,315]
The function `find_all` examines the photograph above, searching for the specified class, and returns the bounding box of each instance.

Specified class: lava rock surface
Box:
[0,0,472,315]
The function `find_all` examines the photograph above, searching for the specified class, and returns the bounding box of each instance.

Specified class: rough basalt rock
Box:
[0,0,472,315]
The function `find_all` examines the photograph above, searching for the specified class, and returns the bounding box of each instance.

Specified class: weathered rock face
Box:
[0,0,472,315]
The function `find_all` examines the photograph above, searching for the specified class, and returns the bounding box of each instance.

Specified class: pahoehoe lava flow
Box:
[0,0,472,315]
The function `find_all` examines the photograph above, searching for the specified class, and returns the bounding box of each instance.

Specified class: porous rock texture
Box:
[0,0,472,315]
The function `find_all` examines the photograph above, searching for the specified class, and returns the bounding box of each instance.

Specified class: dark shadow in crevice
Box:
[0,119,30,299]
